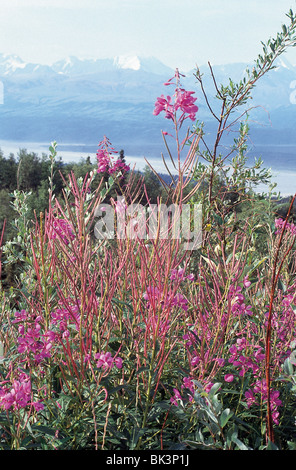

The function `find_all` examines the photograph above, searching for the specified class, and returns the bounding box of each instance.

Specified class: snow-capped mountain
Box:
[0,53,25,73]
[50,54,174,76]
[113,55,174,75]
[0,53,296,156]
[0,52,175,79]
[0,53,56,77]
[51,56,115,75]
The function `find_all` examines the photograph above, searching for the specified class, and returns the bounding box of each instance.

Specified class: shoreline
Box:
[1,140,296,197]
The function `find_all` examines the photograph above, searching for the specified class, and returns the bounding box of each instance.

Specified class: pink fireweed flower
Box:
[96,148,110,173]
[51,218,75,245]
[243,275,251,288]
[290,222,296,235]
[143,284,188,312]
[44,330,58,344]
[170,268,185,280]
[204,382,215,393]
[109,159,130,176]
[170,388,182,406]
[50,303,80,334]
[245,380,282,424]
[62,330,70,339]
[216,357,226,367]
[182,377,195,395]
[282,294,294,307]
[0,373,44,413]
[153,94,174,120]
[12,309,28,323]
[95,351,114,369]
[17,322,53,363]
[170,268,194,282]
[175,89,198,120]
[236,337,248,350]
[230,287,252,316]
[114,357,123,369]
[191,356,200,367]
[143,286,163,304]
[224,374,234,383]
[0,377,31,411]
[245,389,258,408]
[272,411,280,425]
[97,136,129,177]
[274,217,296,236]
[275,218,284,230]
[180,378,195,403]
[32,401,45,412]
[95,351,123,370]
[172,292,188,311]
[153,69,198,126]
[229,345,237,355]
[229,284,242,296]
[114,199,128,214]
[183,328,199,347]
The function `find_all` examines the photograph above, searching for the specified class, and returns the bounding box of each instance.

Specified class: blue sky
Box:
[1,0,296,71]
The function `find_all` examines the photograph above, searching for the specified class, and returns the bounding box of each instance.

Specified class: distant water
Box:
[1,140,296,197]
[0,139,165,170]
[0,139,183,181]
[247,144,296,197]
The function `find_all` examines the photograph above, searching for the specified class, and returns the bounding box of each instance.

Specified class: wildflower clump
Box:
[2,10,296,450]
[96,135,130,176]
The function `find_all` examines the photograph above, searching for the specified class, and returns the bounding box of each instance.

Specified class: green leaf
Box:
[288,441,296,450]
[108,176,114,186]
[219,408,234,428]
[266,440,279,450]
[108,384,129,395]
[283,358,294,376]
[136,365,151,375]
[290,350,296,366]
[208,382,221,398]
[100,189,106,199]
[231,435,249,450]
[184,439,217,450]
[31,424,57,437]
[108,340,122,351]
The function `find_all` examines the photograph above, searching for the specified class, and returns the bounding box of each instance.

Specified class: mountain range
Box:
[0,52,296,162]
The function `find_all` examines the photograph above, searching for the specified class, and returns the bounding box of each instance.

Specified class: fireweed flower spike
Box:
[153,69,198,128]
[96,135,130,176]
[96,135,117,174]
[0,375,43,412]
